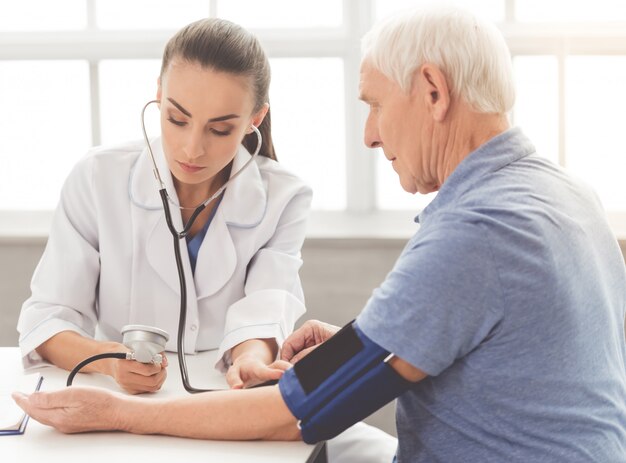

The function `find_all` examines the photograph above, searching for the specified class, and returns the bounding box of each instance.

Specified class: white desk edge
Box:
[1,347,324,463]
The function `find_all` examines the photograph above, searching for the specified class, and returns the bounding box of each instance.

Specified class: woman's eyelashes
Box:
[166,116,232,136]
[210,128,231,137]
[167,116,186,127]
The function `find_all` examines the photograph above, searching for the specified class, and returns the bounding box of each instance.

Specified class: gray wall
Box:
[2,237,625,436]
[0,240,44,345]
[0,237,407,345]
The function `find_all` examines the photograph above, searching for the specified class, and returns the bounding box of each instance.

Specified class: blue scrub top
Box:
[186,194,223,274]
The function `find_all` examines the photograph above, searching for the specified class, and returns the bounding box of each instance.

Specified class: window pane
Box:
[566,56,626,211]
[269,58,345,210]
[376,152,437,211]
[516,0,626,22]
[99,60,162,145]
[513,56,559,164]
[376,0,504,23]
[0,0,86,31]
[0,61,91,210]
[218,0,342,28]
[96,0,209,30]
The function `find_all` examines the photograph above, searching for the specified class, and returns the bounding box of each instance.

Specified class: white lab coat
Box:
[18,138,312,371]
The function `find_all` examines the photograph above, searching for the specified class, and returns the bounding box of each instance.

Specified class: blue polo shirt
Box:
[358,128,626,462]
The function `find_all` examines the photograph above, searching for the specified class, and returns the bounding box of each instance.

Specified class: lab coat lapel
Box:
[145,211,192,297]
[220,145,267,227]
[194,145,267,299]
[129,137,173,210]
[193,207,236,298]
[130,138,197,299]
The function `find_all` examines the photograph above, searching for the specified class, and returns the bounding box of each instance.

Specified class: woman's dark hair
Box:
[160,18,276,160]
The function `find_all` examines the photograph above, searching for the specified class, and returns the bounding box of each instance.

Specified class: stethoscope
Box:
[67,100,262,393]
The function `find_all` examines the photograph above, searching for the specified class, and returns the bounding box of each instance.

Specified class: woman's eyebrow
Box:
[207,114,240,122]
[167,97,192,117]
[167,97,240,122]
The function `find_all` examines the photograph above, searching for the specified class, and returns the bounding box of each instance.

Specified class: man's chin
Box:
[413,183,439,195]
[399,181,418,195]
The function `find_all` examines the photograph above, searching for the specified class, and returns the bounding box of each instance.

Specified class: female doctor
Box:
[17,18,312,394]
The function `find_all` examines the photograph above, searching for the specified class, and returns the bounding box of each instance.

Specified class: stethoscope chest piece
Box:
[121,324,170,364]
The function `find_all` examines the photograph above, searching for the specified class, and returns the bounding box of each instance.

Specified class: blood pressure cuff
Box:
[278,320,413,444]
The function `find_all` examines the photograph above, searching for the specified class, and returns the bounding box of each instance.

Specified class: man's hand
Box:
[108,347,168,395]
[12,387,124,433]
[280,320,340,364]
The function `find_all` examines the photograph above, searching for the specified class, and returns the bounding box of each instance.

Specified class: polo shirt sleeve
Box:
[357,218,504,376]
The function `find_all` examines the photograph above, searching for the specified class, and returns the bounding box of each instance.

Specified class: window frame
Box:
[1,0,625,239]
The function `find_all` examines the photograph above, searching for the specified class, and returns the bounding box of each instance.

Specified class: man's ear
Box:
[412,63,450,122]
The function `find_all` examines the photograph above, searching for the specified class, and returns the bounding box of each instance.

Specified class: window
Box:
[95,0,208,30]
[0,61,91,210]
[565,56,626,211]
[1,1,625,234]
[270,58,346,210]
[217,0,342,28]
[98,59,162,145]
[0,0,86,31]
[512,56,559,165]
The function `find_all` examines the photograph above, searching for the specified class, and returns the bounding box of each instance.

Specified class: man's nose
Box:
[363,115,382,149]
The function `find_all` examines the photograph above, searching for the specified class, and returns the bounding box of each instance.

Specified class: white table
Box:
[1,347,326,463]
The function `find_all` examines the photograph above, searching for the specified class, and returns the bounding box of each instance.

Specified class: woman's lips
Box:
[177,161,205,173]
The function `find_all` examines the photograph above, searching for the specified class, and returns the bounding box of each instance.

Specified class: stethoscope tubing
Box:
[66,102,264,391]
[142,100,263,392]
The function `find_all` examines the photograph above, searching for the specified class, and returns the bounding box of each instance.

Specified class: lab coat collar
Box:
[129,137,179,211]
[129,137,267,226]
[129,138,267,299]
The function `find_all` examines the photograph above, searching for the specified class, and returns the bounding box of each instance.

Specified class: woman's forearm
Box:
[36,331,123,376]
[120,385,300,441]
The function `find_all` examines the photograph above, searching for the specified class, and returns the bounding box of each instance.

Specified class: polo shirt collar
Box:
[416,127,535,224]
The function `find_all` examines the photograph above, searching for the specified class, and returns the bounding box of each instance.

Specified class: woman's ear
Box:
[156,77,162,107]
[248,103,270,133]
[414,63,450,122]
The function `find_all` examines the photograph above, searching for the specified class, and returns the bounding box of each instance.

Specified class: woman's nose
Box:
[184,130,205,160]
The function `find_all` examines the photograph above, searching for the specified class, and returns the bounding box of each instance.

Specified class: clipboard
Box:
[0,373,44,436]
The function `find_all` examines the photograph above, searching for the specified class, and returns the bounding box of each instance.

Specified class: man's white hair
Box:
[361,6,515,114]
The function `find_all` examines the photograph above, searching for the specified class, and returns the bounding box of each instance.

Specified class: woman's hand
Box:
[12,386,124,433]
[226,354,291,389]
[106,345,168,395]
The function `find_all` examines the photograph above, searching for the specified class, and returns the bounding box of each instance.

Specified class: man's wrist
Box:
[116,395,146,433]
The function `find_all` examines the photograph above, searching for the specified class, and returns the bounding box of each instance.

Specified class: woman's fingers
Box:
[113,359,168,394]
[226,363,244,389]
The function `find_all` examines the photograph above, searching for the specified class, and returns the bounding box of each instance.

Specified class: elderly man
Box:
[14,7,626,462]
